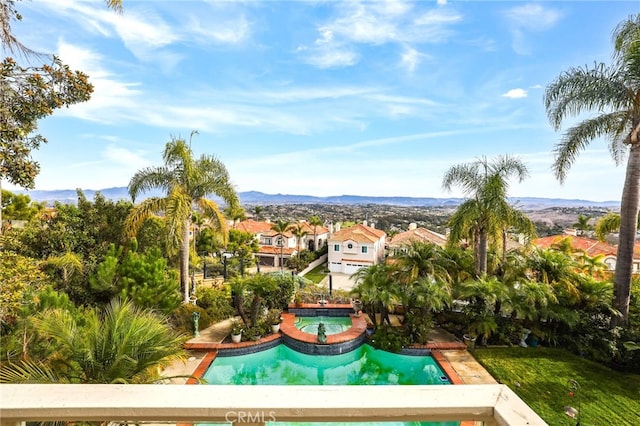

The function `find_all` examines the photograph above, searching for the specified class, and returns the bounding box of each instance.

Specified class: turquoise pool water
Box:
[202,344,456,426]
[294,316,351,335]
[203,343,450,385]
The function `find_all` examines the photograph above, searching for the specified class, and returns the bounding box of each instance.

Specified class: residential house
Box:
[327,222,386,274]
[388,223,447,256]
[233,219,329,268]
[530,234,640,272]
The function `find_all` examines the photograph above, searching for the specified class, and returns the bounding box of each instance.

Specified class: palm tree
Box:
[544,14,640,325]
[42,251,83,287]
[594,211,640,243]
[350,264,400,328]
[308,215,323,251]
[253,206,264,221]
[573,214,592,236]
[124,137,239,303]
[0,298,186,384]
[270,219,292,273]
[442,155,532,276]
[394,241,453,285]
[291,223,309,254]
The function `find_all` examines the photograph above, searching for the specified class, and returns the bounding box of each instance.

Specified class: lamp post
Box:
[564,379,581,426]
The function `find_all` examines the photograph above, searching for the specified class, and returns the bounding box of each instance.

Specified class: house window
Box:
[361,246,368,254]
[347,243,354,249]
[276,237,284,247]
[334,244,340,251]
[264,237,272,245]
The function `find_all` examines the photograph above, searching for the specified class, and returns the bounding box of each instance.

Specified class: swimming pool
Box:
[203,343,450,385]
[294,316,352,335]
[201,343,456,426]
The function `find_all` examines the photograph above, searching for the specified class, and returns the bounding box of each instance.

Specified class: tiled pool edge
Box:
[184,334,475,426]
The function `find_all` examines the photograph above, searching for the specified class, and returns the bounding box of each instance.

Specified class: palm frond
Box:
[544,62,631,131]
[0,359,68,384]
[123,197,167,240]
[552,112,631,182]
[128,167,172,202]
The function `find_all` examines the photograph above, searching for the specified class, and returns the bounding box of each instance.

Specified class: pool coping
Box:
[183,318,473,426]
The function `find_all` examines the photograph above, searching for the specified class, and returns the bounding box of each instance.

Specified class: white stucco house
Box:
[327,222,386,274]
[233,219,330,268]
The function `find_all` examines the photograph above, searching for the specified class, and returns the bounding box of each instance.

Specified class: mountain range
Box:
[13,187,620,211]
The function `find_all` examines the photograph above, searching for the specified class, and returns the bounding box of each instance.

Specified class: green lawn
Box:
[302,263,328,284]
[473,347,640,425]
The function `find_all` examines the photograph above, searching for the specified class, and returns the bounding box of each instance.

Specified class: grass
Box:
[473,347,640,425]
[302,263,328,284]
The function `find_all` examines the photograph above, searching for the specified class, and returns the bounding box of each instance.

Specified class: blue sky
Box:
[6,0,639,202]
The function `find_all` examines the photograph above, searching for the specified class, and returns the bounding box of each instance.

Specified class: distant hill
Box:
[14,187,620,210]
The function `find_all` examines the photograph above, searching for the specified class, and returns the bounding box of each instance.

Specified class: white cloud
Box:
[504,4,562,55]
[400,45,421,72]
[103,144,153,170]
[505,4,562,31]
[502,88,528,99]
[305,48,358,68]
[300,2,461,68]
[187,14,251,44]
[55,40,142,121]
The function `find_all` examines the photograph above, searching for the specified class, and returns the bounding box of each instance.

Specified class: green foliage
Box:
[442,155,534,276]
[90,243,181,313]
[403,311,433,345]
[0,57,93,189]
[1,189,43,221]
[267,272,297,309]
[171,303,212,336]
[288,250,316,272]
[0,251,50,331]
[195,286,234,323]
[230,318,244,335]
[226,228,260,259]
[3,190,133,303]
[266,308,282,325]
[369,325,410,353]
[1,298,187,384]
[243,324,264,341]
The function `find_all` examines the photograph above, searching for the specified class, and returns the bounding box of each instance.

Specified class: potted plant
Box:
[266,308,282,333]
[230,319,243,343]
[293,293,303,307]
[244,325,262,342]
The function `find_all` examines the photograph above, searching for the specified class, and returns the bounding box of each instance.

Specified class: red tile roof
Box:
[329,223,386,243]
[390,227,447,247]
[233,219,273,234]
[531,235,617,257]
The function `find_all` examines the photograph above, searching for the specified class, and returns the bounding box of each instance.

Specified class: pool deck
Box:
[163,314,497,387]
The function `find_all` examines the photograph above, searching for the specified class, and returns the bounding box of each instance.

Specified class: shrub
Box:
[195,286,234,323]
[171,304,212,335]
[369,325,410,353]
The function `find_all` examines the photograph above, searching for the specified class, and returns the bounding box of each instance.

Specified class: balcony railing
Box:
[0,384,547,426]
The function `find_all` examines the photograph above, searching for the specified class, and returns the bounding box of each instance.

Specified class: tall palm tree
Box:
[124,137,239,303]
[0,298,186,384]
[544,14,640,324]
[442,155,532,276]
[291,223,308,254]
[270,219,292,273]
[308,215,323,251]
